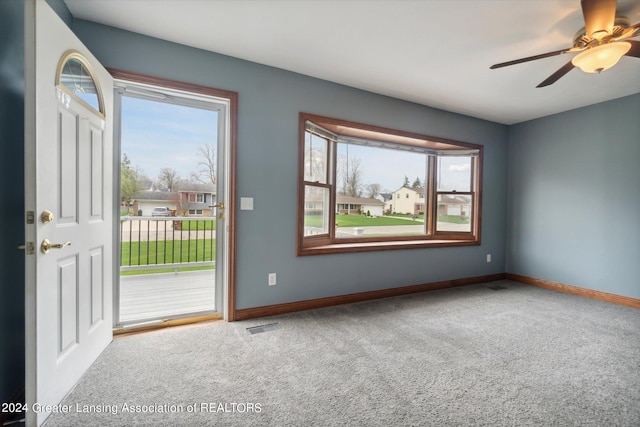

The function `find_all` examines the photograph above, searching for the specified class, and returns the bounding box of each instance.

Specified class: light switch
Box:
[240,197,254,210]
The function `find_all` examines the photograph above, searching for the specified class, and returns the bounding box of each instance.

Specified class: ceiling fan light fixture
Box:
[571,41,631,73]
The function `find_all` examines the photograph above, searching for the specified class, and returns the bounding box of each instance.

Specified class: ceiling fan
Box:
[490,0,640,87]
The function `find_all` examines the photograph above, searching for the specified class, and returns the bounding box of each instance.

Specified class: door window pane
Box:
[58,56,101,112]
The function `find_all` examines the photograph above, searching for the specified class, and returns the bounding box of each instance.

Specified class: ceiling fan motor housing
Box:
[573,16,631,48]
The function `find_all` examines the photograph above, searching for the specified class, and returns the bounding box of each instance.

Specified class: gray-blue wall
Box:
[2,1,637,405]
[507,94,640,299]
[0,0,25,404]
[71,20,509,309]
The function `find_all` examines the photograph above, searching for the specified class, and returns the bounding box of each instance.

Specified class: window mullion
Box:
[329,136,337,240]
[426,155,437,236]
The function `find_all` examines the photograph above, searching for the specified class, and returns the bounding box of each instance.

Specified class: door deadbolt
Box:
[41,239,71,254]
[41,210,54,224]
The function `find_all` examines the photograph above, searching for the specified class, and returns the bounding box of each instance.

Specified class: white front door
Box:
[24,1,114,426]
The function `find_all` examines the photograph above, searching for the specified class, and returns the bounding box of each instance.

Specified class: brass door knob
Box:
[41,210,54,224]
[41,239,71,254]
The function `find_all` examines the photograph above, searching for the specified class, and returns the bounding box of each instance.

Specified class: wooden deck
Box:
[119,270,216,324]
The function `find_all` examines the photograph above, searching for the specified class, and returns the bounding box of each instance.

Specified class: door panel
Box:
[58,255,79,355]
[90,129,104,219]
[58,106,79,223]
[24,1,114,425]
[90,247,105,326]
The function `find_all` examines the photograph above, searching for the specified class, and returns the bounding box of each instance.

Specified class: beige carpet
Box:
[44,280,640,426]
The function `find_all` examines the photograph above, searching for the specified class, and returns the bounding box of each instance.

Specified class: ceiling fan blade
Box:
[536,61,576,88]
[625,40,640,58]
[581,0,616,38]
[490,49,570,69]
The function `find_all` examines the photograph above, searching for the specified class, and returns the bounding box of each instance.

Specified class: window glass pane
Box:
[335,142,427,238]
[437,194,472,232]
[336,142,427,199]
[59,57,100,112]
[304,185,329,236]
[304,132,328,184]
[437,156,472,192]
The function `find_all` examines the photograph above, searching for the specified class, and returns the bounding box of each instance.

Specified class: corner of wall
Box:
[45,0,73,27]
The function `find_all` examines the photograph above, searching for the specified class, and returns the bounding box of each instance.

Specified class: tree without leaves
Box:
[157,167,180,192]
[188,171,204,184]
[304,145,327,182]
[403,175,410,187]
[336,155,347,195]
[337,155,364,197]
[344,157,364,197]
[197,144,217,185]
[367,183,382,198]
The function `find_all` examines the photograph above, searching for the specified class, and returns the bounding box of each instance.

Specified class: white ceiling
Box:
[64,0,640,125]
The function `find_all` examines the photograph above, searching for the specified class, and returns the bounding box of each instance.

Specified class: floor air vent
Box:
[488,285,508,291]
[246,323,280,335]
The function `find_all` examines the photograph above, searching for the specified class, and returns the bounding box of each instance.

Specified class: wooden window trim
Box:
[297,112,482,256]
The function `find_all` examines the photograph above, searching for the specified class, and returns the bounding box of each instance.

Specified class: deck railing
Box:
[120,216,215,272]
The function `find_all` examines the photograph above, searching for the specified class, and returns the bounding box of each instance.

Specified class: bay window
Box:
[297,113,482,255]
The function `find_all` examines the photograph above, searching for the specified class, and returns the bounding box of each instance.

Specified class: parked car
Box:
[151,207,171,217]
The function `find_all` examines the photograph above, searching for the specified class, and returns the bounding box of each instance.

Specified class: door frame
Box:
[109,69,238,322]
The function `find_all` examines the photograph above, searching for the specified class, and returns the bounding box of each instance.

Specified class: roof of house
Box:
[439,195,471,204]
[336,195,385,206]
[133,191,174,201]
[179,183,216,193]
[392,186,424,194]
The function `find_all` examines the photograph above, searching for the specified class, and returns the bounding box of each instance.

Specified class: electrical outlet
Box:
[486,254,492,263]
[268,273,277,286]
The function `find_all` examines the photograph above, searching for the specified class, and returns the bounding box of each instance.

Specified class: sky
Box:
[120,96,218,183]
[337,143,472,194]
[121,94,472,194]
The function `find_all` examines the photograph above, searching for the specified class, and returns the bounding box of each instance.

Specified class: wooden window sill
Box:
[299,238,480,256]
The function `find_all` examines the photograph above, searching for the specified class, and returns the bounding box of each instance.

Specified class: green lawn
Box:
[336,215,422,227]
[180,219,216,231]
[305,214,422,228]
[305,213,469,228]
[121,239,215,267]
